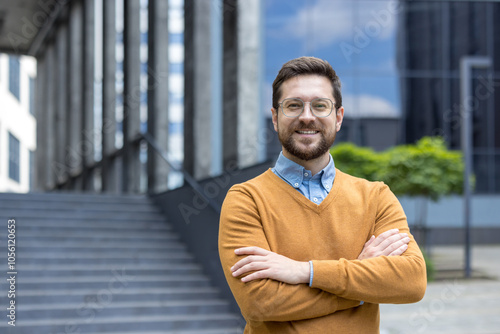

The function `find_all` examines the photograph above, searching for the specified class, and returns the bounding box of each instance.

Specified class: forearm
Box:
[221,253,361,322]
[311,245,426,304]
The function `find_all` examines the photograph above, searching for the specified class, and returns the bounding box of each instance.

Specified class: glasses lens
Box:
[282,99,304,117]
[311,98,333,117]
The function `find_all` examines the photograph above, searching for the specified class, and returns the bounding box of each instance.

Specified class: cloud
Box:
[279,0,400,49]
[343,94,399,118]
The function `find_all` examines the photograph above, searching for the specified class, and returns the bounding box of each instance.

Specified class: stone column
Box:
[147,0,169,193]
[223,0,262,169]
[237,0,261,168]
[45,44,56,189]
[122,0,142,193]
[222,0,238,169]
[67,1,84,190]
[102,0,118,193]
[35,55,47,191]
[54,25,68,186]
[82,0,96,191]
[184,0,213,179]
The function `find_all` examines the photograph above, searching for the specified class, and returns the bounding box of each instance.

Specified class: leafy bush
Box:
[331,137,464,200]
[329,143,387,181]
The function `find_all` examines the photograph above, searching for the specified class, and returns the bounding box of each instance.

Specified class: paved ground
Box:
[380,245,500,334]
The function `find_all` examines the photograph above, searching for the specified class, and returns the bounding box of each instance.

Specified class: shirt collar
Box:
[273,152,336,191]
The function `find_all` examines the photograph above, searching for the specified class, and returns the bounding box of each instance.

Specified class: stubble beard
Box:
[278,121,337,161]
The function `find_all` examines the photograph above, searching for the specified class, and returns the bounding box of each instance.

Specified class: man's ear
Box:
[271,108,278,132]
[336,106,344,132]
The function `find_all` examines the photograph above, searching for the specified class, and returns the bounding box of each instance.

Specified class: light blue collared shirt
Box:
[271,152,336,205]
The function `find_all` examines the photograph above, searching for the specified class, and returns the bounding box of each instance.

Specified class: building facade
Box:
[0,54,36,193]
[397,0,500,193]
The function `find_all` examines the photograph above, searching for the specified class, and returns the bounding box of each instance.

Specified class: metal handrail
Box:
[139,132,221,214]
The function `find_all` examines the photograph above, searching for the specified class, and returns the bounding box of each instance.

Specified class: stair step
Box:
[88,330,243,334]
[0,313,242,332]
[0,216,169,224]
[14,257,195,265]
[14,230,178,239]
[8,263,202,277]
[0,201,160,212]
[0,192,150,204]
[1,220,171,231]
[16,299,231,319]
[8,287,221,304]
[14,250,191,259]
[15,274,212,289]
[10,240,186,250]
[4,211,166,220]
[17,235,179,243]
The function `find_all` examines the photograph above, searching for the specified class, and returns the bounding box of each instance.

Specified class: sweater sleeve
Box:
[218,186,361,322]
[311,183,427,304]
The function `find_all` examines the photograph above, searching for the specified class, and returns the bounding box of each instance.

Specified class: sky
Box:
[265,0,401,118]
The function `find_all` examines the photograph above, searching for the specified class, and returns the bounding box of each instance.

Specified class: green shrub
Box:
[330,143,388,181]
[331,137,464,200]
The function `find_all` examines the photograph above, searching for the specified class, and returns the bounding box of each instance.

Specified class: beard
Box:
[277,121,337,161]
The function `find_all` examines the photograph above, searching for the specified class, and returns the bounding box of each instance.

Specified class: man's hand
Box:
[357,229,410,260]
[231,247,309,284]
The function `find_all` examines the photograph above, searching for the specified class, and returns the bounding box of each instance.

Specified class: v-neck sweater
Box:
[219,169,426,334]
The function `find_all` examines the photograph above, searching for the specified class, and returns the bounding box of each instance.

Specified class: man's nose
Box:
[298,102,316,121]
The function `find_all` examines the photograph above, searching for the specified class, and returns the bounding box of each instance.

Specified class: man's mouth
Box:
[296,130,319,134]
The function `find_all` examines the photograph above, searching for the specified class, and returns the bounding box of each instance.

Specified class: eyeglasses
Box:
[279,98,335,118]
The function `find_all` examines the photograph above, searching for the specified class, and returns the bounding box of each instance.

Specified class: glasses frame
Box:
[279,97,336,118]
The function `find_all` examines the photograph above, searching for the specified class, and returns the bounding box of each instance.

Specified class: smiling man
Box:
[218,57,426,333]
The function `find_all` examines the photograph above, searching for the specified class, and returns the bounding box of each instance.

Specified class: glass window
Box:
[8,133,20,183]
[8,56,20,100]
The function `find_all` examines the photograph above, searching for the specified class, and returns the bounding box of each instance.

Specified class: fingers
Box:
[232,259,269,278]
[388,243,409,256]
[364,235,375,247]
[231,255,266,273]
[358,229,411,260]
[240,269,272,282]
[231,247,272,278]
[378,233,409,252]
[235,246,270,256]
[370,229,400,247]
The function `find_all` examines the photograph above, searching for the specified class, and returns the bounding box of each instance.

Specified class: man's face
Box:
[272,74,344,162]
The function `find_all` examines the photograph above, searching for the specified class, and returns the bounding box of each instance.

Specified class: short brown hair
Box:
[272,56,342,111]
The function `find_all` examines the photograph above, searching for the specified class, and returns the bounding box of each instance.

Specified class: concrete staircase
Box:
[0,192,243,334]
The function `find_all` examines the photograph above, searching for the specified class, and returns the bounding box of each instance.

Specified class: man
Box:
[218,57,426,333]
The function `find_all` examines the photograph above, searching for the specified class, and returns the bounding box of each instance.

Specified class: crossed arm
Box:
[231,229,410,285]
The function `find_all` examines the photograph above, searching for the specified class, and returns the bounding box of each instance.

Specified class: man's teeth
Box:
[297,130,318,134]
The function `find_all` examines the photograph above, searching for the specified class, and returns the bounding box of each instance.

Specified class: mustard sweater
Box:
[218,169,427,334]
